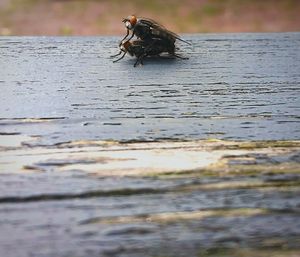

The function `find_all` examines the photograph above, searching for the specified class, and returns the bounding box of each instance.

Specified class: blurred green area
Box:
[0,0,299,35]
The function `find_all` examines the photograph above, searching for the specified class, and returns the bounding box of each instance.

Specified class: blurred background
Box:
[0,0,299,36]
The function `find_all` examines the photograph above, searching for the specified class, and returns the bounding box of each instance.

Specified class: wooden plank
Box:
[0,33,300,257]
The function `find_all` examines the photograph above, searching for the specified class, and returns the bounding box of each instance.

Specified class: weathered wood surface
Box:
[0,33,299,143]
[0,33,300,257]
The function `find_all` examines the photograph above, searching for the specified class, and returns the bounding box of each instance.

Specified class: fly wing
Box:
[138,18,179,40]
[138,17,190,44]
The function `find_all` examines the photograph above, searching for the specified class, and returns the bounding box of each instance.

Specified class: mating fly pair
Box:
[111,15,189,67]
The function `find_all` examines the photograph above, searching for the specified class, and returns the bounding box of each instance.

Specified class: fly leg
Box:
[134,57,140,67]
[119,31,134,47]
[110,50,123,58]
[134,54,146,67]
[173,53,189,60]
[113,52,127,63]
[119,29,129,45]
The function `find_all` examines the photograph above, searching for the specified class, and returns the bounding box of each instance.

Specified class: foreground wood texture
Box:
[0,34,300,256]
[0,137,300,257]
